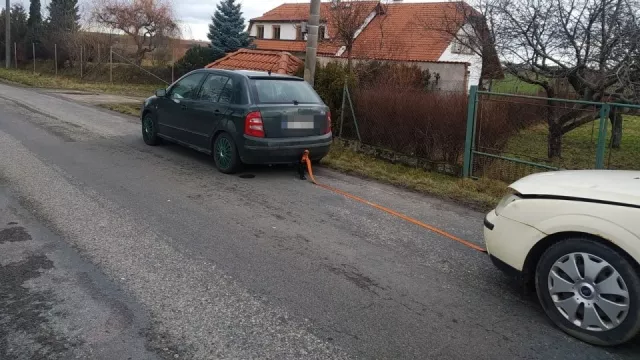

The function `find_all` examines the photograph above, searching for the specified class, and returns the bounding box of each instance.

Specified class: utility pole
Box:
[303,0,321,86]
[5,0,10,69]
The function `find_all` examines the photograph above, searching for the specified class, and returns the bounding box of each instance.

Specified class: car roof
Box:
[202,68,303,80]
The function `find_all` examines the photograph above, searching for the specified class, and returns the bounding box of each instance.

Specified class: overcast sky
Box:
[5,0,439,41]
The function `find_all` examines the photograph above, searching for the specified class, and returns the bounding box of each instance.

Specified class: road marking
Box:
[301,151,487,253]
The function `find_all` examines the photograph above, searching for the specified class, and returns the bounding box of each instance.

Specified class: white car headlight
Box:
[495,189,522,216]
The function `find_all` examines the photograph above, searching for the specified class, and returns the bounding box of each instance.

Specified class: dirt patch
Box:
[0,226,32,243]
[0,255,82,359]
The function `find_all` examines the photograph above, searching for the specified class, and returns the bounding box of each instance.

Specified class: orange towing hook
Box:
[299,150,317,184]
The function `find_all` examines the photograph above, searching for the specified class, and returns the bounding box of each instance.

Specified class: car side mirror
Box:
[155,89,167,97]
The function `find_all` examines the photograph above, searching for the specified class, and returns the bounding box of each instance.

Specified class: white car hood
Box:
[510,170,640,206]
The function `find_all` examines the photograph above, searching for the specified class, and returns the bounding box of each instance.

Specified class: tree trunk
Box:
[546,93,562,159]
[548,123,562,159]
[609,108,622,149]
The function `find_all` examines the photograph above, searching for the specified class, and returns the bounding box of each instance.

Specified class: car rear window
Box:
[252,79,322,104]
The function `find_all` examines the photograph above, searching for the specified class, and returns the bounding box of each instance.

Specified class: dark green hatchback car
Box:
[141,69,332,173]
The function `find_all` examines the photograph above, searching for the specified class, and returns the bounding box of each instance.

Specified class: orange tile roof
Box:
[251,2,477,62]
[251,39,339,55]
[347,2,463,62]
[204,49,304,75]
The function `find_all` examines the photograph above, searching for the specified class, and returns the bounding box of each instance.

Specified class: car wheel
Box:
[142,113,160,146]
[535,237,640,346]
[213,133,241,174]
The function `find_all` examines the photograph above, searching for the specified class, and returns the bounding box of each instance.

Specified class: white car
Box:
[484,170,640,346]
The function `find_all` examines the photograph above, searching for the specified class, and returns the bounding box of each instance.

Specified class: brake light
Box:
[244,111,265,138]
[325,111,332,134]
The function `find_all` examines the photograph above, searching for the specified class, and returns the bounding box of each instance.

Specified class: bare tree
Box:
[328,0,378,72]
[93,0,179,65]
[416,2,501,89]
[425,0,640,157]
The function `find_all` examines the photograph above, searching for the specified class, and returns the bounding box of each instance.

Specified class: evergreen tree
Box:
[47,0,80,32]
[27,0,43,50]
[0,5,29,60]
[28,0,42,29]
[207,0,251,58]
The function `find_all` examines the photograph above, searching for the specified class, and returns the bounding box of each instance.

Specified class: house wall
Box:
[437,25,483,91]
[317,56,469,92]
[249,22,329,40]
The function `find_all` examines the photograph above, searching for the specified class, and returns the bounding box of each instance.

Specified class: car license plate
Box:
[282,115,314,129]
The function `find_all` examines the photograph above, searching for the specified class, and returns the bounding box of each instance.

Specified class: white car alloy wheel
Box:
[548,252,629,331]
[536,238,640,346]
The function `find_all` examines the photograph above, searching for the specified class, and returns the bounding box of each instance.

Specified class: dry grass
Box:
[98,102,141,117]
[322,143,507,211]
[0,68,157,98]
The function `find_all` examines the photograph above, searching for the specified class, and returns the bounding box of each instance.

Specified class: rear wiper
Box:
[292,100,299,105]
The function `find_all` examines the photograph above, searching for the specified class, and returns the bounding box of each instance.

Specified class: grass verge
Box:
[322,143,506,211]
[98,102,141,117]
[0,68,157,98]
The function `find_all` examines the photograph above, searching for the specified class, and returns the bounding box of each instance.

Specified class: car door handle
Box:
[214,109,220,113]
[181,104,187,110]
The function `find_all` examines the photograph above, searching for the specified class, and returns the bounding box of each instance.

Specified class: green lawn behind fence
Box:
[503,115,640,170]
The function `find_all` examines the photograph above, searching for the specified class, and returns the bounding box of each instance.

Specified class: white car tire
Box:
[535,237,640,346]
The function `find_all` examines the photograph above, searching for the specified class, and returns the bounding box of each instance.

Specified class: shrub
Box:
[174,45,221,77]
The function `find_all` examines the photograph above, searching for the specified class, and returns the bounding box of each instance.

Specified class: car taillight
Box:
[325,111,332,134]
[244,111,264,138]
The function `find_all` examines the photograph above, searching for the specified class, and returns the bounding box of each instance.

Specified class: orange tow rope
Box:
[300,150,486,253]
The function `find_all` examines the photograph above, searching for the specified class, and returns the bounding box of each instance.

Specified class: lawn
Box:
[480,115,640,181]
[491,74,542,95]
[0,68,158,98]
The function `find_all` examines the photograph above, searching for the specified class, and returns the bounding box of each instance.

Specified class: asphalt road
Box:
[0,82,638,359]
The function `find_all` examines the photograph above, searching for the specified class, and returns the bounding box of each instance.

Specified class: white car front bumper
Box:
[484,210,546,273]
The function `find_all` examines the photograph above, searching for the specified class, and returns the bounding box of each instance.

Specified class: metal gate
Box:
[462,85,640,182]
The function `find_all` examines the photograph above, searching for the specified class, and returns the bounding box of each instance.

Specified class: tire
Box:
[535,237,640,346]
[213,133,241,174]
[142,113,160,146]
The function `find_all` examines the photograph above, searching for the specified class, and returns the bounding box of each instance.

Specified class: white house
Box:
[248,1,502,91]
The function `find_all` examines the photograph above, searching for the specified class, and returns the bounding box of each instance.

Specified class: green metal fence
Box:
[463,86,640,182]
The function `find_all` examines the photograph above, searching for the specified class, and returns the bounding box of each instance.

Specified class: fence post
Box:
[98,45,101,62]
[344,85,361,142]
[463,85,478,178]
[109,46,113,84]
[80,46,83,78]
[14,42,17,68]
[54,44,58,76]
[339,80,347,138]
[595,103,610,169]
[32,43,35,74]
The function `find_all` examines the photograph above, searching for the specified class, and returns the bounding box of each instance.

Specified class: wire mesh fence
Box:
[466,90,640,183]
[471,93,602,182]
[338,83,468,176]
[6,41,175,88]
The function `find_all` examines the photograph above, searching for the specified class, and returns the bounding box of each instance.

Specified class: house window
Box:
[273,25,281,40]
[451,36,474,55]
[318,25,326,40]
[256,25,265,39]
